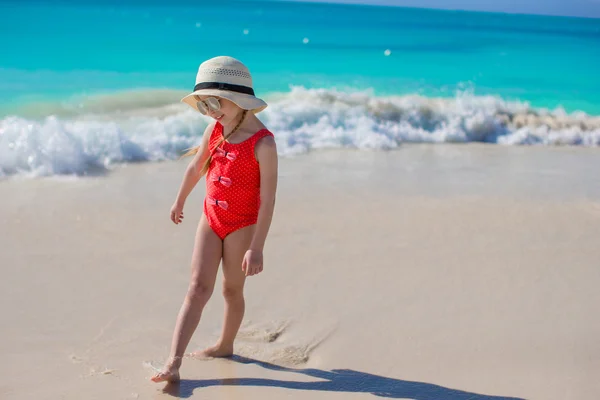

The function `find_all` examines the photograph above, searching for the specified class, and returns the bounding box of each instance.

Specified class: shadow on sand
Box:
[160,355,526,399]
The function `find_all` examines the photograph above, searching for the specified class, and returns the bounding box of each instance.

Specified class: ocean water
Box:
[1,0,600,177]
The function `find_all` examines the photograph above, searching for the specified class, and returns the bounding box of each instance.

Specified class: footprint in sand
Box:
[70,317,121,377]
[233,320,336,366]
[69,354,84,364]
[235,320,292,343]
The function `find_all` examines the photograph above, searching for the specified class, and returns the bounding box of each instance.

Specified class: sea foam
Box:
[1,87,599,177]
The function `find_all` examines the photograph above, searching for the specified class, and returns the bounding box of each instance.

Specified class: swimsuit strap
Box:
[248,129,274,145]
[249,129,274,159]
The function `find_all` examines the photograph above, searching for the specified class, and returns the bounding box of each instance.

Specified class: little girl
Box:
[151,56,278,383]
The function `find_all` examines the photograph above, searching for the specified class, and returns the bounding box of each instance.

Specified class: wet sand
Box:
[1,144,599,400]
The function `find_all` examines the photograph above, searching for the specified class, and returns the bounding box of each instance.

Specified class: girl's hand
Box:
[242,249,263,276]
[170,202,184,224]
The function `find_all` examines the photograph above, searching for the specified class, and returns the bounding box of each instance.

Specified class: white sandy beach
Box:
[1,144,599,400]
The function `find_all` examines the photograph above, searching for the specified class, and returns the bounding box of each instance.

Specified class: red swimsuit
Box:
[204,122,273,239]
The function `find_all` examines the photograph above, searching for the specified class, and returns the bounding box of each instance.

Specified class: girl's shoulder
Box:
[254,129,277,161]
[256,131,275,144]
[249,127,275,152]
[255,128,274,143]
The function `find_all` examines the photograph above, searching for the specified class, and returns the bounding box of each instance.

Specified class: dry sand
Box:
[1,145,599,400]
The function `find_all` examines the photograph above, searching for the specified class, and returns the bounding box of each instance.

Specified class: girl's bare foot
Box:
[191,342,234,358]
[150,356,182,383]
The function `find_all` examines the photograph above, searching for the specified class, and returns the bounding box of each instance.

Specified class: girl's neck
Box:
[222,110,246,130]
[222,110,249,142]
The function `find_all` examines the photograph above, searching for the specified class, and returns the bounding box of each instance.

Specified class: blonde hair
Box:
[181,109,248,176]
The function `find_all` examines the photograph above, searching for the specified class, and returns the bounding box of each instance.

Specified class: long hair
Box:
[181,109,248,177]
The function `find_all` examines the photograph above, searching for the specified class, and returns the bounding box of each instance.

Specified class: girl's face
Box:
[195,95,243,126]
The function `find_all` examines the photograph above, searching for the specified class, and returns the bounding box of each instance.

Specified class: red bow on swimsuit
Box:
[210,173,232,187]
[207,196,229,210]
[214,147,237,161]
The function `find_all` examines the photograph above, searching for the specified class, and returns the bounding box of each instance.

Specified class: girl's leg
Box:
[195,224,255,357]
[151,215,223,382]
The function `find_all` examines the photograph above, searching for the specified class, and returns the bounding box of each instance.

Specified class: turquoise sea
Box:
[1,0,599,176]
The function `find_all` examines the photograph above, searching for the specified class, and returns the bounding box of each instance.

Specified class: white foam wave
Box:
[0,111,202,177]
[1,87,599,177]
[260,87,600,153]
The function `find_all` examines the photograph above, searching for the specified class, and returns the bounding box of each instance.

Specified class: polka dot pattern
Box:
[204,122,273,239]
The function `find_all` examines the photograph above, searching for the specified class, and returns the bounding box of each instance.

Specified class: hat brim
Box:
[181,89,267,114]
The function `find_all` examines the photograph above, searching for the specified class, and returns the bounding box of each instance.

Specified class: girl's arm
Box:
[243,136,278,274]
[170,123,214,224]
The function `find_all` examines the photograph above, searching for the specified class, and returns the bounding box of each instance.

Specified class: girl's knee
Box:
[188,280,214,303]
[222,284,244,301]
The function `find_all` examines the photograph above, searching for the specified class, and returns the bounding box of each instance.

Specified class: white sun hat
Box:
[181,56,267,114]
